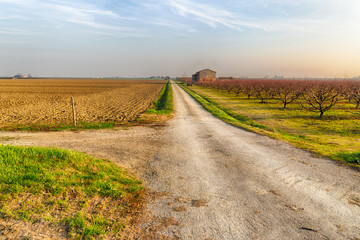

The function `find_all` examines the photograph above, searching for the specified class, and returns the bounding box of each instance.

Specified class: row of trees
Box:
[194,79,360,117]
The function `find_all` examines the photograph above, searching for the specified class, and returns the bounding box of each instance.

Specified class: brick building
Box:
[192,69,216,82]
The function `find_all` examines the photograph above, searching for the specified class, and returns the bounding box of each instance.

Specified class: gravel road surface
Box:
[1,81,359,239]
[144,82,360,239]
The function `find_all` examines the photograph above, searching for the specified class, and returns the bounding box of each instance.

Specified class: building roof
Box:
[196,69,216,74]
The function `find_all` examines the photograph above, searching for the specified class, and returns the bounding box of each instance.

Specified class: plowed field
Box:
[0,79,165,127]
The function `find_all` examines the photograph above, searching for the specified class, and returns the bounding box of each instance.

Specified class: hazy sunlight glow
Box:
[0,0,359,78]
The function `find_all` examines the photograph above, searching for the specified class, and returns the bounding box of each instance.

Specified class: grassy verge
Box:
[0,121,118,132]
[146,80,173,114]
[0,145,144,239]
[179,83,360,167]
[137,81,174,123]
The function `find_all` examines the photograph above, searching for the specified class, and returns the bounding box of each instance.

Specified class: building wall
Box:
[198,69,216,82]
[193,69,216,82]
[192,74,197,82]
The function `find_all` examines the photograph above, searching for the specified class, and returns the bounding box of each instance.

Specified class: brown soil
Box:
[0,79,165,127]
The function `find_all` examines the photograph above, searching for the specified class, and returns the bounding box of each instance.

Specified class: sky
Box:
[1,0,360,78]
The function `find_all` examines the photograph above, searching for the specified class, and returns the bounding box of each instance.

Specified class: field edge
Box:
[0,80,173,132]
[136,80,174,124]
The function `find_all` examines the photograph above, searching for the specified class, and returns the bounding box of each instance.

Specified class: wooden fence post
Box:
[71,96,77,126]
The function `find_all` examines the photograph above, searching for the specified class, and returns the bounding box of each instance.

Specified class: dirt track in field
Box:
[1,81,360,239]
[0,79,164,126]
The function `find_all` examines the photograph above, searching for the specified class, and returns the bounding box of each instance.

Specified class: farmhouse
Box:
[192,69,216,82]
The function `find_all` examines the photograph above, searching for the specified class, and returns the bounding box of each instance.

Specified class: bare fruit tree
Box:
[273,81,301,109]
[349,81,360,108]
[253,81,274,103]
[242,81,255,99]
[299,81,340,117]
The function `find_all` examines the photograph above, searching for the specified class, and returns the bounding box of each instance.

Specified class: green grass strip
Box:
[335,151,360,165]
[0,121,118,132]
[0,145,144,239]
[146,80,173,115]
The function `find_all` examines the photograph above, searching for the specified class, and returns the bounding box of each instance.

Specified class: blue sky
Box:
[1,0,359,78]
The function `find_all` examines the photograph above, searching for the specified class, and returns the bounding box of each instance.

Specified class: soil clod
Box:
[176,197,190,203]
[348,195,360,207]
[269,190,281,196]
[172,229,181,239]
[285,204,304,212]
[299,227,318,232]
[173,206,188,212]
[192,199,209,207]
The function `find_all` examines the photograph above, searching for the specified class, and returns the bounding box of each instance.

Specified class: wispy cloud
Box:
[1,0,359,38]
[48,4,121,30]
[162,0,360,35]
[0,0,137,36]
[163,0,310,32]
[0,0,36,5]
[0,28,31,35]
[166,0,248,30]
[51,5,118,19]
[146,19,196,33]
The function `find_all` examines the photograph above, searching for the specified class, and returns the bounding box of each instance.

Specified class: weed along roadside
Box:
[0,121,119,132]
[137,80,174,123]
[0,145,145,239]
[178,82,360,168]
[146,80,173,115]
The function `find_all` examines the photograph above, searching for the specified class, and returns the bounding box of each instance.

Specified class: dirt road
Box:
[1,81,360,239]
[144,82,360,239]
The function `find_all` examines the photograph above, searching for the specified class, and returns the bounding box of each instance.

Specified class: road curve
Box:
[145,81,360,239]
